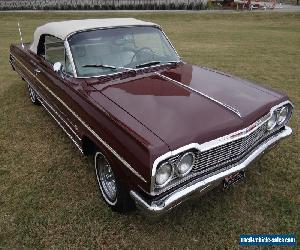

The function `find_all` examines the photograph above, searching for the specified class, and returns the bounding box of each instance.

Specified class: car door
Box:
[32,35,82,147]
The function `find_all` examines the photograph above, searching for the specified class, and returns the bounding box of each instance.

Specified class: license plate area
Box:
[223,171,245,189]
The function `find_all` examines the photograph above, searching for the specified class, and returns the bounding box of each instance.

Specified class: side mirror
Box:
[53,62,63,73]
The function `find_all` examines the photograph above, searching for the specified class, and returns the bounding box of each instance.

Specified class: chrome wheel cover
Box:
[28,84,37,103]
[95,153,117,205]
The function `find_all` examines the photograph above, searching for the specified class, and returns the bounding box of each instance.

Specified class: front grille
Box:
[153,121,284,195]
[192,123,268,174]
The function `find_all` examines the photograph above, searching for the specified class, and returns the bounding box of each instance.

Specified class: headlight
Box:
[155,162,173,187]
[277,106,289,125]
[176,152,195,176]
[267,112,277,130]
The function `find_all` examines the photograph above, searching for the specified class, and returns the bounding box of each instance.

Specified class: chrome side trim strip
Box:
[131,126,292,215]
[11,53,147,183]
[18,73,83,153]
[38,90,82,141]
[156,73,242,118]
[41,100,84,154]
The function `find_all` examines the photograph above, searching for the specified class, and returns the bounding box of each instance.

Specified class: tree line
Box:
[0,0,208,11]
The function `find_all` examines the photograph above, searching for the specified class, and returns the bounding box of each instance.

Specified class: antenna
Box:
[17,22,25,49]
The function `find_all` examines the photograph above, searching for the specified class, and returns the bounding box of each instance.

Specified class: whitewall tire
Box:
[94,151,134,212]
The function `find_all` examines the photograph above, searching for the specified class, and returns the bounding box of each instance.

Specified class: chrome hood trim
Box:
[156,72,242,118]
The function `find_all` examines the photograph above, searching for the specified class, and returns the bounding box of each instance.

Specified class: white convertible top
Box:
[30,18,157,53]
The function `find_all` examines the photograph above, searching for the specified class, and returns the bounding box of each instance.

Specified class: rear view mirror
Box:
[53,62,63,73]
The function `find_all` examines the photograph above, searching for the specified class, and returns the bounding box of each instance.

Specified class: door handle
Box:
[34,68,41,75]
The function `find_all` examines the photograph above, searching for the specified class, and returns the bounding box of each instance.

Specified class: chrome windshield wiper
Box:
[164,60,181,64]
[135,61,161,69]
[135,60,181,69]
[82,64,117,70]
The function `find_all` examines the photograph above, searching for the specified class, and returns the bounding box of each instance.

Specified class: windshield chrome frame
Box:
[65,25,181,79]
[64,40,78,77]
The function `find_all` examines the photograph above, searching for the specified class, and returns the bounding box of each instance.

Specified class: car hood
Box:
[89,63,284,150]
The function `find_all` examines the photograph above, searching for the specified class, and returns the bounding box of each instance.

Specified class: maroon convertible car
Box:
[10,18,293,215]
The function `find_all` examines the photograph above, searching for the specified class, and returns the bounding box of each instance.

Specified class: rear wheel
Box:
[94,152,134,213]
[27,84,40,105]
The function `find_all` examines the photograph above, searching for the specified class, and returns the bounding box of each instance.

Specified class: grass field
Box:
[0,12,299,249]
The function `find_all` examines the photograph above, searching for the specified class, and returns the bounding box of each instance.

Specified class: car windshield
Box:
[67,26,180,77]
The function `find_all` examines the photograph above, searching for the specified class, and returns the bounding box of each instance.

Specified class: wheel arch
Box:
[81,134,142,193]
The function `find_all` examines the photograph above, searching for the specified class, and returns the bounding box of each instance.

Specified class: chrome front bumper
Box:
[130,126,292,215]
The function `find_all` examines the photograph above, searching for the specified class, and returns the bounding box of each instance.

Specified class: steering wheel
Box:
[128,47,156,66]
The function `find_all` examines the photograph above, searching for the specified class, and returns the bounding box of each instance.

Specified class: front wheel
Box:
[94,152,134,213]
